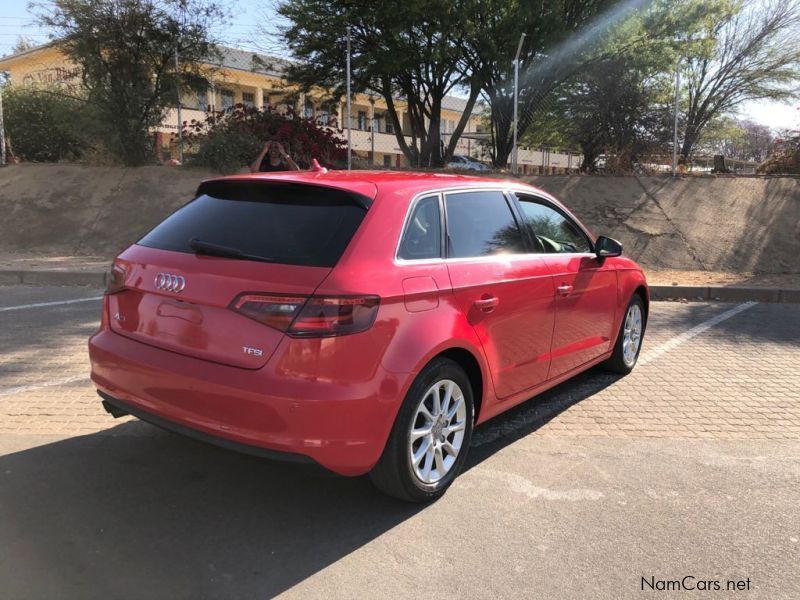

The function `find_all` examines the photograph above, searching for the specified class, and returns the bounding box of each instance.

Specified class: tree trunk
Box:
[489,94,513,168]
[444,80,481,163]
[712,155,731,173]
[680,125,699,162]
[580,152,598,173]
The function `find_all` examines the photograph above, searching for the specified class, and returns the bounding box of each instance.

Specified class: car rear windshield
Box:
[137,182,370,268]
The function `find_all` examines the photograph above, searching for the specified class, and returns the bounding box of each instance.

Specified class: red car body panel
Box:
[88,171,648,476]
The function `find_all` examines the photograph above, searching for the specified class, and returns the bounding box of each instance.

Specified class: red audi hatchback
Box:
[89,170,647,501]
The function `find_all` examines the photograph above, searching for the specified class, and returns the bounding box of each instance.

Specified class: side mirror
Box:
[595,235,623,258]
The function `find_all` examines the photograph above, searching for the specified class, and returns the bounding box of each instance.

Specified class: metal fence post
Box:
[175,45,184,165]
[672,56,681,177]
[512,33,526,174]
[0,83,5,167]
[346,25,352,171]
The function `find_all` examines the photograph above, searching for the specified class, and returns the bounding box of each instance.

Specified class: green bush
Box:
[3,86,94,162]
[190,128,261,174]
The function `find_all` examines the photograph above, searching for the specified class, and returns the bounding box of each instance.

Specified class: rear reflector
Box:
[230,293,379,337]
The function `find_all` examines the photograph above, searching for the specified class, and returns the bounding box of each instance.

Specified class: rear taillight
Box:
[232,294,307,330]
[290,296,380,337]
[105,264,126,295]
[230,293,379,337]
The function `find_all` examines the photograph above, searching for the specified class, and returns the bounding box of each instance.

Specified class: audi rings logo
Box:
[154,272,186,293]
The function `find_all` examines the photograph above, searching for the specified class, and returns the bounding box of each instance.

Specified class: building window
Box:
[242,91,255,107]
[357,111,367,131]
[304,99,314,119]
[385,117,394,134]
[221,89,234,111]
[383,154,392,167]
[372,115,381,133]
[197,91,208,112]
[318,103,337,126]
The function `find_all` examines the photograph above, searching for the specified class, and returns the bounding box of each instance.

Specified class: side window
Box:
[398,195,442,260]
[516,195,592,254]
[445,191,525,258]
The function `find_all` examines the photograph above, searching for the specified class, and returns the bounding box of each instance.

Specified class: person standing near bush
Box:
[250,140,300,172]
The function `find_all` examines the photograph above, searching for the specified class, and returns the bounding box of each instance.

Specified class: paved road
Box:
[0,286,798,599]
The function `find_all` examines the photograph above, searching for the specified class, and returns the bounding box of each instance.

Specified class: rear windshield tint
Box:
[138,182,369,268]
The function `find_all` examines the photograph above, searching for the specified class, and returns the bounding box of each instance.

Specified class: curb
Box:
[649,285,799,303]
[0,269,107,287]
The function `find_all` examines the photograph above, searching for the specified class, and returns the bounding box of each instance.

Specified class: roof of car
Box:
[205,169,546,201]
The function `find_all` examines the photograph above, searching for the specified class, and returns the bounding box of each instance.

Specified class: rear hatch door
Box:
[107,180,374,369]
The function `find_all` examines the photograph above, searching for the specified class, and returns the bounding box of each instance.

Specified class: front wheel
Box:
[370,358,474,502]
[603,294,646,374]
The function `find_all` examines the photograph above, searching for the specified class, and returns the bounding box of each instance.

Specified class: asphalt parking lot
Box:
[1,285,798,599]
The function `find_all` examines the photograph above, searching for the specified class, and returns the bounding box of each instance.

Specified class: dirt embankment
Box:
[0,164,217,259]
[526,175,800,274]
[0,164,797,274]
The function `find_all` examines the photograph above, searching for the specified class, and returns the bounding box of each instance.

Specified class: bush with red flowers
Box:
[757,131,800,174]
[183,104,347,173]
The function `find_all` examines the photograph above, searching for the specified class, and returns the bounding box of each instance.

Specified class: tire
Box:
[370,357,474,502]
[603,294,646,374]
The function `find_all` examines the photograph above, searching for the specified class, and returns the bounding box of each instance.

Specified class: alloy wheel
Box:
[622,303,643,367]
[408,379,468,484]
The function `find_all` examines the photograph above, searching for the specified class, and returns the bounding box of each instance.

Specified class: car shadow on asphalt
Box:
[466,367,622,469]
[0,368,621,598]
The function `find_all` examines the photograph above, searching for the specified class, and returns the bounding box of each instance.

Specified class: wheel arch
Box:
[435,347,485,422]
[633,284,649,322]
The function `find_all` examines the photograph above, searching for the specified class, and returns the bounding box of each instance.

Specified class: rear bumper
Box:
[99,391,314,464]
[88,328,408,476]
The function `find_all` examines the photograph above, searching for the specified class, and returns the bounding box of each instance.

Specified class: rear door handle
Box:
[556,284,573,296]
[473,295,499,312]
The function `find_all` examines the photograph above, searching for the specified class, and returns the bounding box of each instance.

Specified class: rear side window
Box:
[138,183,368,268]
[445,191,525,258]
[398,195,441,260]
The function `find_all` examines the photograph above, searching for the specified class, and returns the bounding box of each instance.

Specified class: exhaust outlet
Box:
[101,399,129,419]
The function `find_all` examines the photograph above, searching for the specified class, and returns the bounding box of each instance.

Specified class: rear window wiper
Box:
[189,238,277,263]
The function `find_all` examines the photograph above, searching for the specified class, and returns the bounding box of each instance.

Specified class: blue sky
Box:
[0,0,284,55]
[2,0,797,131]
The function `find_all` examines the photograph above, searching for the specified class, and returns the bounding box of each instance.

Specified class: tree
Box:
[39,0,224,165]
[697,116,773,162]
[458,0,647,168]
[553,56,671,172]
[679,0,800,161]
[276,0,478,167]
[10,36,36,55]
[519,0,721,172]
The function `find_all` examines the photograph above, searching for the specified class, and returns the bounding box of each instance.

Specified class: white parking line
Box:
[0,375,89,398]
[638,301,758,366]
[0,296,103,313]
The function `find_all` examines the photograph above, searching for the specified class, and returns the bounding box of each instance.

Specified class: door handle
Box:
[473,295,499,312]
[556,284,573,296]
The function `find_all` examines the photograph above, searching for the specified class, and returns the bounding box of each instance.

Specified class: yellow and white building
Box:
[0,43,579,172]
